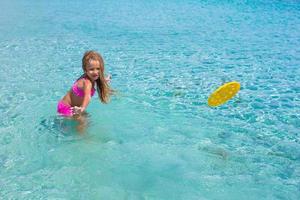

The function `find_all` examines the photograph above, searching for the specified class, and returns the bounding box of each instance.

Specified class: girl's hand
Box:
[105,74,111,83]
[71,106,85,115]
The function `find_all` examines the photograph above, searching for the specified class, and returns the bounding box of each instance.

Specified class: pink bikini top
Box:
[72,78,96,97]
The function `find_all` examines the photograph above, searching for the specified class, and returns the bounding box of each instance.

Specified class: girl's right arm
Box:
[80,79,93,111]
[72,79,93,115]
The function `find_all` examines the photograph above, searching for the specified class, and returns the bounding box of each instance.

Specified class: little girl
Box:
[57,50,113,117]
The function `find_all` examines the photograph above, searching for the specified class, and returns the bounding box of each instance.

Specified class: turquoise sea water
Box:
[1,0,300,199]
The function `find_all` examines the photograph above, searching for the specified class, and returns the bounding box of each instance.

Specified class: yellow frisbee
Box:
[208,81,240,107]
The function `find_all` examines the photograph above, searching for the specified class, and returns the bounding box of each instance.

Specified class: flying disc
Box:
[208,81,240,107]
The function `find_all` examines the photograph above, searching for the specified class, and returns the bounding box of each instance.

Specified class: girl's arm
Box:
[72,79,92,114]
[80,79,93,111]
[105,74,111,83]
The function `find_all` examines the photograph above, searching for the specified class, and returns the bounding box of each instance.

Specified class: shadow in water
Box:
[38,114,91,141]
[198,141,229,160]
[37,114,120,145]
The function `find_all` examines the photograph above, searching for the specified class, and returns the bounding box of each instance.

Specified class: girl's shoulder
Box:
[75,76,92,89]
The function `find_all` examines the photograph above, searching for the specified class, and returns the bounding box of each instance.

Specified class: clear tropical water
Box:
[1,0,300,199]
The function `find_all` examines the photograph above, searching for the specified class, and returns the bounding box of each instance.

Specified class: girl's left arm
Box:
[105,74,111,83]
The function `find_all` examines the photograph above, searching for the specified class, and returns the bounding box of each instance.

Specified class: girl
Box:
[57,50,113,117]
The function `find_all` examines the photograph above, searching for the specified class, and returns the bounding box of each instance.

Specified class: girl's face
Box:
[85,59,101,81]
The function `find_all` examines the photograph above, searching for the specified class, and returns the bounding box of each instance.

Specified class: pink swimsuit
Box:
[57,78,96,117]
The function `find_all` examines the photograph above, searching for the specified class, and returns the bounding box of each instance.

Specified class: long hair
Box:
[82,50,113,103]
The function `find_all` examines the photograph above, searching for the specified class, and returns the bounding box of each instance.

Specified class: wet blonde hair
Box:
[82,50,113,103]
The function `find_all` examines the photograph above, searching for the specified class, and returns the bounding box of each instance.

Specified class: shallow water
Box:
[0,0,300,199]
